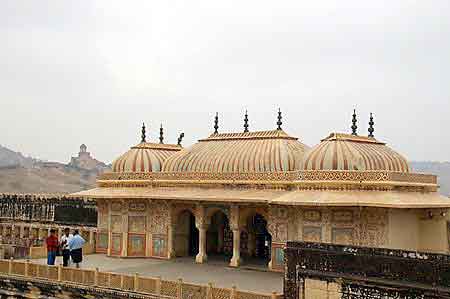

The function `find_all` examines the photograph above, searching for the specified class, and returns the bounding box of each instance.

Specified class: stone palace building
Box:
[74,111,450,271]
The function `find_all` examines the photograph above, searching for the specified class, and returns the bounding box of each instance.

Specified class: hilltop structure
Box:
[74,111,450,271]
[69,144,108,171]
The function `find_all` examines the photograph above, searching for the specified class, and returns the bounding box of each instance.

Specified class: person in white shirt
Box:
[68,230,85,268]
[60,228,73,267]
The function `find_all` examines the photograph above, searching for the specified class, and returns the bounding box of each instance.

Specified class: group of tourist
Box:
[45,228,85,267]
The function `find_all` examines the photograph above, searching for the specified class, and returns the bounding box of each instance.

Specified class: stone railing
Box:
[0,258,283,299]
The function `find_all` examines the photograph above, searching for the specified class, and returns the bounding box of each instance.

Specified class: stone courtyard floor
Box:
[34,254,283,293]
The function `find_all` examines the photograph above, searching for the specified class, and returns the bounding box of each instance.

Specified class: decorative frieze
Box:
[98,170,436,184]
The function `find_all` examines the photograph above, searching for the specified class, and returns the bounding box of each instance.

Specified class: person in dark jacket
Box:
[60,227,72,267]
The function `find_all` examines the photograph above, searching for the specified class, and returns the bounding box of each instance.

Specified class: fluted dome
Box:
[163,130,309,173]
[303,133,409,172]
[112,142,181,173]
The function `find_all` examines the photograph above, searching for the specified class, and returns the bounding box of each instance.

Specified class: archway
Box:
[245,213,271,267]
[206,210,231,261]
[174,210,199,257]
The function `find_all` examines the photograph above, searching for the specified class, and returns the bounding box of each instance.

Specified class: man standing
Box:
[68,230,85,268]
[45,229,59,265]
[60,228,72,267]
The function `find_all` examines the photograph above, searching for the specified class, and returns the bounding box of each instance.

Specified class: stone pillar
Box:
[122,231,128,257]
[122,201,129,257]
[88,230,95,253]
[196,225,208,263]
[229,205,241,267]
[89,230,94,244]
[107,201,112,256]
[107,231,112,256]
[268,254,273,270]
[167,221,176,259]
[19,225,25,239]
[167,204,176,259]
[195,205,208,264]
[230,228,241,267]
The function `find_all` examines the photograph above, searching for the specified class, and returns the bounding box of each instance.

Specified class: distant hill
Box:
[0,144,109,194]
[0,166,98,193]
[0,145,36,169]
[410,161,450,196]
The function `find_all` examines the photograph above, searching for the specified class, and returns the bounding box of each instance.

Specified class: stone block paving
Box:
[35,254,283,293]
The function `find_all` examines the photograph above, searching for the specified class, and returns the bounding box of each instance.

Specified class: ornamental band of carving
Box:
[97,170,436,185]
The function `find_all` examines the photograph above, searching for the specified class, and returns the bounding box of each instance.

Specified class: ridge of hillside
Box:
[0,144,110,193]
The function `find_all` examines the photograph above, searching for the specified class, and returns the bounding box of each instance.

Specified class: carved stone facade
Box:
[97,198,396,271]
[293,207,389,248]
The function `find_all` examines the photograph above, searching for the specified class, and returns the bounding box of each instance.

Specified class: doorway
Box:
[175,210,199,257]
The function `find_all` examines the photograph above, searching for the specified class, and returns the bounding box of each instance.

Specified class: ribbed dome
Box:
[112,142,181,173]
[162,130,309,173]
[303,133,410,172]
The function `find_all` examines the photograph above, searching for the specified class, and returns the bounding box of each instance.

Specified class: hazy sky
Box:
[1,1,449,163]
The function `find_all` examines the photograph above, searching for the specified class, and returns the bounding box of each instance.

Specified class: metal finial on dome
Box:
[159,124,164,144]
[351,109,358,136]
[368,113,375,137]
[277,108,283,130]
[177,132,185,146]
[141,122,146,143]
[243,110,249,133]
[214,112,219,134]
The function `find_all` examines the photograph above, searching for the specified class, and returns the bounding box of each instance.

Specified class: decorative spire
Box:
[177,132,185,146]
[214,112,219,134]
[159,124,164,144]
[351,109,358,136]
[368,113,375,137]
[243,110,249,133]
[277,108,283,130]
[141,122,146,143]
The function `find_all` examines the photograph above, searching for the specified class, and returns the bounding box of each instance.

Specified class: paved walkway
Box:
[34,254,283,293]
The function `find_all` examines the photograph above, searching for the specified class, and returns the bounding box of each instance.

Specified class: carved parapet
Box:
[95,170,437,192]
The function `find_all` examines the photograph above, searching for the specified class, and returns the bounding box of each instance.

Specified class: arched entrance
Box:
[206,210,232,261]
[245,213,271,267]
[174,210,199,257]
